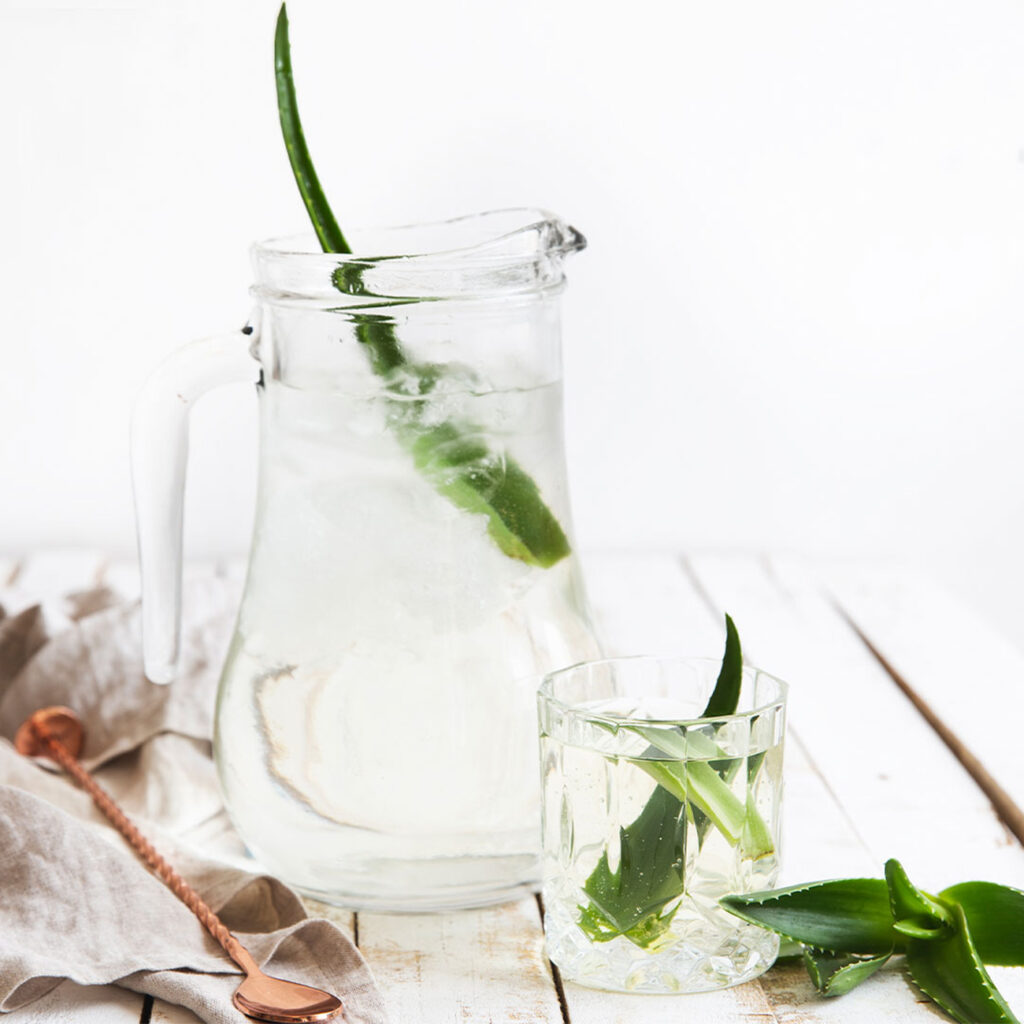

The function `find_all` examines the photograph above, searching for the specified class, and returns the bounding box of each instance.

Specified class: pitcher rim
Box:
[252,207,586,267]
[250,207,586,305]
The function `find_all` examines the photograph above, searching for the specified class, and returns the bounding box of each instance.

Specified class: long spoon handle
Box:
[25,714,258,977]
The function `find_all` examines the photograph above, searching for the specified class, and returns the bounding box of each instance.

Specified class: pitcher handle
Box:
[131,325,261,684]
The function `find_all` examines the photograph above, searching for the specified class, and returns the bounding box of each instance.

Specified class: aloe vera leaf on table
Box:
[722,864,1024,1023]
[720,877,898,954]
[885,858,954,940]
[905,904,1020,1024]
[274,4,570,568]
[939,881,1024,966]
[801,947,892,997]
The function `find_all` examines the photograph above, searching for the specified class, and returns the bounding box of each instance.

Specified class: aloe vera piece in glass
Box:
[538,652,787,993]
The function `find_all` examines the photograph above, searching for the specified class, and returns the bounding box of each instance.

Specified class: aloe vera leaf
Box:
[893,918,951,941]
[702,613,742,717]
[720,878,896,953]
[691,749,762,850]
[577,617,759,944]
[940,881,1024,966]
[641,759,743,840]
[408,422,570,567]
[740,789,776,859]
[579,783,687,946]
[635,718,775,856]
[885,858,953,934]
[632,613,773,855]
[905,904,1020,1024]
[354,317,407,376]
[273,6,572,569]
[274,5,349,253]
[802,946,892,996]
[274,7,405,381]
[642,757,776,859]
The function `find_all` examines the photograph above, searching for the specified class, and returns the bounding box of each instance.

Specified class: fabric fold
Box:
[0,580,387,1024]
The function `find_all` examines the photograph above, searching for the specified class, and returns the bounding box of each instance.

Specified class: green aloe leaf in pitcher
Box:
[274,4,570,568]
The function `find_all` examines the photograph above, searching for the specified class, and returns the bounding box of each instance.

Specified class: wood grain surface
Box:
[2,550,1021,1023]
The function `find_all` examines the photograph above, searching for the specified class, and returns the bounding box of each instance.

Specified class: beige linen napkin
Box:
[0,577,387,1024]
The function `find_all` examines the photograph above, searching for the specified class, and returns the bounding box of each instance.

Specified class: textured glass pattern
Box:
[539,658,786,993]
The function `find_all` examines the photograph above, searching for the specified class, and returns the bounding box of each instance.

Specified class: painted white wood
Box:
[689,551,1024,1017]
[0,556,18,587]
[583,549,725,655]
[0,550,108,620]
[13,549,107,596]
[810,558,1024,827]
[100,557,143,600]
[101,556,235,604]
[0,979,143,1023]
[9,551,1024,1023]
[565,552,927,1023]
[755,959,950,1024]
[149,1000,203,1023]
[561,977,781,1022]
[356,898,563,1024]
[214,557,248,582]
[0,556,23,615]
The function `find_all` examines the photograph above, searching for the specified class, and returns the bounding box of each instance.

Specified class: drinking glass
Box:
[538,656,787,993]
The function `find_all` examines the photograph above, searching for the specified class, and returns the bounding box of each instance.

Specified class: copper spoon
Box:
[15,706,343,1024]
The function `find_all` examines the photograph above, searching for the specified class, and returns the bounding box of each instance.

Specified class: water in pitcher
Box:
[215,373,597,909]
[132,211,598,910]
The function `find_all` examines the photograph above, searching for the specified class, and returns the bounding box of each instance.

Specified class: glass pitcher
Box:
[132,208,601,911]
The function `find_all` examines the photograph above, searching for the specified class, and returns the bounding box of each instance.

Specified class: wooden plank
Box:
[584,549,726,655]
[100,557,143,600]
[149,999,202,1023]
[357,898,563,1023]
[0,556,23,617]
[13,549,107,596]
[688,551,1024,1018]
[10,550,1022,1024]
[552,553,933,1022]
[814,559,1024,840]
[0,556,19,587]
[214,557,248,582]
[1,980,143,1023]
[101,556,238,601]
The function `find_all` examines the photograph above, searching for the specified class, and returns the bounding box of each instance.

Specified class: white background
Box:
[3,0,1024,647]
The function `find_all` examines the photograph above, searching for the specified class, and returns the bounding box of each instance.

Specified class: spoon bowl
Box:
[233,970,344,1023]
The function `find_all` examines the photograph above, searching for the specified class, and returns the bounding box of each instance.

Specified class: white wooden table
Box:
[3,549,1024,1024]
